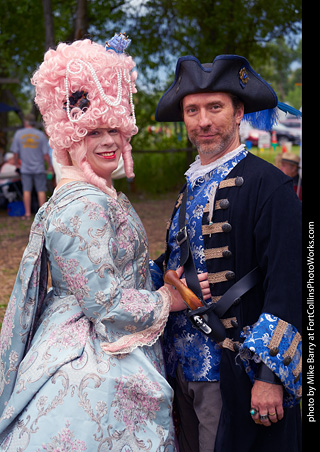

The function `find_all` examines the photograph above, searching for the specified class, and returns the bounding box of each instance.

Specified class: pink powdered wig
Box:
[31,38,138,190]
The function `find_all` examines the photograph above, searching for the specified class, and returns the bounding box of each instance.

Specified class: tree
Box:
[0,0,126,142]
[0,0,302,150]
[43,0,56,50]
[122,0,302,91]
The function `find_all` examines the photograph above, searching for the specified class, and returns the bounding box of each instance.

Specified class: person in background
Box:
[10,113,53,219]
[0,132,7,165]
[151,54,302,452]
[279,152,302,200]
[0,35,191,451]
[0,152,20,203]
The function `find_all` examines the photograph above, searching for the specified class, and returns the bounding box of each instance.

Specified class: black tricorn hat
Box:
[155,55,278,122]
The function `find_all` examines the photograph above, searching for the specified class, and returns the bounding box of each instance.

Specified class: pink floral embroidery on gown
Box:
[0,182,175,452]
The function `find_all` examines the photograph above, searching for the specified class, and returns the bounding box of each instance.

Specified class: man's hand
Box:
[196,271,211,300]
[250,380,284,426]
[166,268,212,311]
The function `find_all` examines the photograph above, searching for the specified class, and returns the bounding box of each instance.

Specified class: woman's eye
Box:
[88,130,99,136]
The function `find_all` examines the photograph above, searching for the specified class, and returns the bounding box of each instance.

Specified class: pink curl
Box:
[122,138,135,179]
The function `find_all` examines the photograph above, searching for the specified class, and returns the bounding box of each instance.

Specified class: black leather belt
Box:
[214,266,262,318]
[177,188,204,302]
[176,186,262,342]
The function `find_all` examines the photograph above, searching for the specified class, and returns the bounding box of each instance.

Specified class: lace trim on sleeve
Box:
[100,286,172,354]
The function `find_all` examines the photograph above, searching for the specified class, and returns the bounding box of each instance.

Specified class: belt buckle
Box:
[176,226,187,246]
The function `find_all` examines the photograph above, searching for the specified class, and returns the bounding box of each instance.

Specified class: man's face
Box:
[280,161,298,178]
[182,92,244,164]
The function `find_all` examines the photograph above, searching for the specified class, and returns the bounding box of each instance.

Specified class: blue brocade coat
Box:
[0,182,176,452]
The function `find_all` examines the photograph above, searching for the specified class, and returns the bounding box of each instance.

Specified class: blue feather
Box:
[277,102,302,118]
[242,108,279,131]
[243,102,302,130]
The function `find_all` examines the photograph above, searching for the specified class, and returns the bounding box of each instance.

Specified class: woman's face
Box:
[85,126,123,186]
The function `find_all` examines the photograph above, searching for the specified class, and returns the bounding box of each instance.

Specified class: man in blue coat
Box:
[151,55,302,452]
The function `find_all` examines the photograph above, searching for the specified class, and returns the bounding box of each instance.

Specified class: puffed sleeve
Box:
[45,189,172,354]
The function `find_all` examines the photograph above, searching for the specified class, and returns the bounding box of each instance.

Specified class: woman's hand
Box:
[166,267,211,311]
[166,267,188,312]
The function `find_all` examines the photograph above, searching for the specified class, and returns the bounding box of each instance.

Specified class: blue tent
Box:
[0,102,20,113]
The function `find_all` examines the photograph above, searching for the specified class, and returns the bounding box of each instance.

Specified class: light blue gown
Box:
[0,182,176,452]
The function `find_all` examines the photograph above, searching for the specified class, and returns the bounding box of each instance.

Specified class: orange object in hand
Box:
[164,269,227,343]
[164,270,203,310]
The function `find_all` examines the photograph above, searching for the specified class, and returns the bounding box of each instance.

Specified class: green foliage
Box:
[0,0,45,75]
[0,0,302,149]
[114,149,196,195]
[124,0,302,83]
[0,0,302,94]
[131,125,188,151]
[114,145,301,196]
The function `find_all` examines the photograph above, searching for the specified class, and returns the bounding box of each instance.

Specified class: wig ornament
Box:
[106,33,131,53]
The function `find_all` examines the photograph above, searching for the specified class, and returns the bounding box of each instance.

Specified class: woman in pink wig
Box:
[0,35,187,451]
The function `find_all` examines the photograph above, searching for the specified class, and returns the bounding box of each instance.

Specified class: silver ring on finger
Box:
[260,414,269,421]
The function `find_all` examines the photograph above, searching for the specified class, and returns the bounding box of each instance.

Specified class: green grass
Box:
[250,145,301,165]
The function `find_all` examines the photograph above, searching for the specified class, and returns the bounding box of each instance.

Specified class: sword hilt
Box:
[164,269,203,310]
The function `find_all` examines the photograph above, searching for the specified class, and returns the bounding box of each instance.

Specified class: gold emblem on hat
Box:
[239,67,249,85]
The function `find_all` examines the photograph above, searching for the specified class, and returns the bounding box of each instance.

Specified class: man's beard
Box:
[188,122,239,160]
